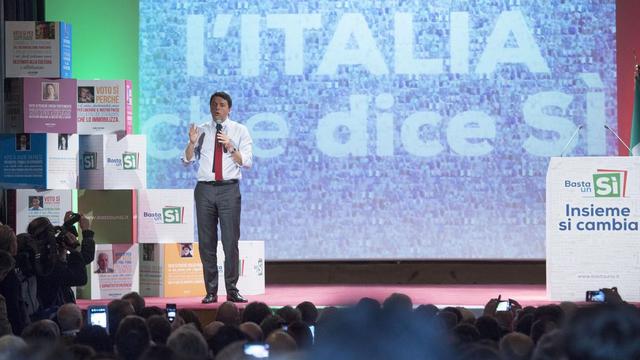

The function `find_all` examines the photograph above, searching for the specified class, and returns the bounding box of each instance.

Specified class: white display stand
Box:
[78,134,147,189]
[546,156,640,301]
[140,241,265,297]
[137,189,195,244]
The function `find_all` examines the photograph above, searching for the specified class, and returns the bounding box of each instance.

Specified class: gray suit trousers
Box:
[194,182,241,295]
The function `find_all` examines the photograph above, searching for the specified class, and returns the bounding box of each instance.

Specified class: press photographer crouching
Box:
[19,211,95,320]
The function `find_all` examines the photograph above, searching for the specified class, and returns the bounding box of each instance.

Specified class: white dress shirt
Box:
[183,119,253,181]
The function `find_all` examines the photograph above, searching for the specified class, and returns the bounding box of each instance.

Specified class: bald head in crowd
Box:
[57,303,83,334]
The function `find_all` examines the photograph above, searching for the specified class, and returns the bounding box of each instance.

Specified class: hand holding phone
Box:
[88,305,109,333]
[496,299,511,311]
[586,290,606,302]
[166,303,177,323]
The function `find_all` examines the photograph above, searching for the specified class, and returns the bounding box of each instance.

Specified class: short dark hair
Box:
[242,301,273,325]
[296,301,319,326]
[122,291,146,316]
[209,92,232,108]
[115,316,150,360]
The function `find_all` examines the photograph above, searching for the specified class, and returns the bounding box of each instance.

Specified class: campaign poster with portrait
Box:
[15,189,73,233]
[3,78,77,134]
[139,241,265,297]
[4,21,72,78]
[77,80,133,136]
[77,244,139,300]
[0,133,77,189]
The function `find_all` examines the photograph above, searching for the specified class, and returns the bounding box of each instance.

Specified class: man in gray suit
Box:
[183,91,253,303]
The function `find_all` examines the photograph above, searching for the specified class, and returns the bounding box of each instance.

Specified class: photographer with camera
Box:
[23,211,95,320]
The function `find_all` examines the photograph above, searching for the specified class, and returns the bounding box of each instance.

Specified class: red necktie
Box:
[214,127,223,181]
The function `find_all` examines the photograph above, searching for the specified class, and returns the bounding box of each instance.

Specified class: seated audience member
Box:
[139,344,177,360]
[12,343,71,360]
[355,298,380,312]
[215,301,240,326]
[207,325,247,357]
[440,306,463,325]
[74,325,113,354]
[475,316,502,343]
[559,301,578,321]
[459,344,502,360]
[139,306,164,319]
[452,323,481,345]
[66,344,96,360]
[57,303,83,344]
[286,321,313,350]
[177,308,202,333]
[296,301,319,326]
[0,334,27,358]
[382,293,413,313]
[115,315,150,360]
[494,310,515,333]
[203,321,224,340]
[21,319,60,345]
[107,299,135,341]
[499,332,534,360]
[213,340,247,360]
[239,321,263,342]
[514,313,534,336]
[266,329,298,356]
[121,292,146,316]
[260,315,286,339]
[435,310,458,331]
[565,304,640,360]
[241,301,272,325]
[530,319,557,344]
[146,315,171,345]
[533,304,564,325]
[414,304,439,320]
[457,307,477,325]
[275,305,302,325]
[531,329,566,360]
[167,323,209,360]
[310,304,452,360]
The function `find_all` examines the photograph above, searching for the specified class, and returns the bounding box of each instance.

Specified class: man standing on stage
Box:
[183,91,253,303]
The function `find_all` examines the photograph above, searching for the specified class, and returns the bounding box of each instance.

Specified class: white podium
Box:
[546,156,640,301]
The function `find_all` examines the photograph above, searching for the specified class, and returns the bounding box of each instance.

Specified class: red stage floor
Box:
[77,284,556,310]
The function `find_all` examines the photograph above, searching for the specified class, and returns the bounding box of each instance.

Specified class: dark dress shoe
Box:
[201,293,218,304]
[227,292,248,303]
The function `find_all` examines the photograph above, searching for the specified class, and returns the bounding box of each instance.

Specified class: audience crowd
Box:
[1,222,639,359]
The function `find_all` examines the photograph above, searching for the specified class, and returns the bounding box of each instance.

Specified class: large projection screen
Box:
[139,1,617,260]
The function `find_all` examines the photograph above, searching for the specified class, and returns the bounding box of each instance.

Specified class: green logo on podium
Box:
[122,152,138,170]
[593,173,621,197]
[82,152,97,170]
[162,206,183,224]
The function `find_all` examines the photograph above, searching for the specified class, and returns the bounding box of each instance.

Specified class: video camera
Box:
[17,213,83,277]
